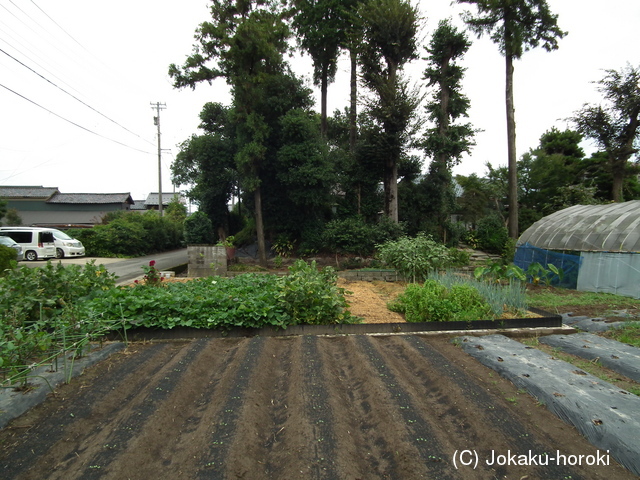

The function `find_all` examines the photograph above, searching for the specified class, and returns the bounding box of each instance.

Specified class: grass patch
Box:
[527,288,639,311]
[521,337,640,396]
[602,322,640,347]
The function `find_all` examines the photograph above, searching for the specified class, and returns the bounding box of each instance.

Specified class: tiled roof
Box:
[47,193,134,204]
[130,200,147,210]
[0,186,59,199]
[145,192,184,206]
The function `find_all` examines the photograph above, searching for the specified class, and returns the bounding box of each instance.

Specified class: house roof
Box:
[47,193,134,204]
[518,200,640,252]
[130,200,147,210]
[145,192,184,207]
[0,185,59,199]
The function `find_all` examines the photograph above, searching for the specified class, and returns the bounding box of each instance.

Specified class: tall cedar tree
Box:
[292,0,357,137]
[169,1,292,267]
[359,0,420,223]
[571,64,640,202]
[422,20,475,240]
[458,0,566,238]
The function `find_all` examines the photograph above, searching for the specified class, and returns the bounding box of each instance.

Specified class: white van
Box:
[0,228,56,261]
[0,227,85,259]
[50,229,86,259]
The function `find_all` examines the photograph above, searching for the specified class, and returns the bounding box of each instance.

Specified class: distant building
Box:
[132,192,186,212]
[0,186,134,227]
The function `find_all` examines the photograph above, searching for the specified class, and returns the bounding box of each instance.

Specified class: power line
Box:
[0,82,153,155]
[0,46,154,146]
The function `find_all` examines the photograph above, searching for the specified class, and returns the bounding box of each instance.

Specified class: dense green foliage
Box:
[84,261,359,330]
[376,233,453,282]
[389,271,528,322]
[68,211,183,257]
[0,262,119,386]
[322,216,405,256]
[0,245,17,275]
[389,280,492,322]
[184,211,214,244]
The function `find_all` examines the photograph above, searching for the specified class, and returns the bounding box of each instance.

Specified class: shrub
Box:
[475,214,508,255]
[322,216,405,257]
[389,279,492,322]
[376,233,452,282]
[69,211,184,257]
[0,245,17,276]
[184,211,214,245]
[276,260,359,325]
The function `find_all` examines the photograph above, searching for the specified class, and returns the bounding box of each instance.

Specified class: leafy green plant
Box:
[389,270,529,322]
[0,261,121,387]
[83,261,359,332]
[376,233,452,282]
[276,260,360,325]
[0,245,17,277]
[184,211,214,245]
[474,261,526,283]
[389,280,492,322]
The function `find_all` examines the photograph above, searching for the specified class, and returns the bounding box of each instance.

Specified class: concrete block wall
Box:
[188,245,227,277]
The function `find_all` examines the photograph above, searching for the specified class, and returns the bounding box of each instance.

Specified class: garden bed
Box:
[111,279,562,341]
[1,335,634,479]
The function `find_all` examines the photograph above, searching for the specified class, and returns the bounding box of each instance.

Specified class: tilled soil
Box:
[0,335,634,479]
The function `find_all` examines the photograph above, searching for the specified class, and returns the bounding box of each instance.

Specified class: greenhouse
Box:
[515,200,640,298]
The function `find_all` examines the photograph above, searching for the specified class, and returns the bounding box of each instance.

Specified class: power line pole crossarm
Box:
[151,102,166,215]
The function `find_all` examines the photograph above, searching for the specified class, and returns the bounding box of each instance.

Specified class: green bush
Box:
[376,233,452,282]
[69,211,184,257]
[184,211,214,245]
[322,216,405,256]
[276,260,359,325]
[0,245,17,276]
[475,214,508,255]
[389,280,492,322]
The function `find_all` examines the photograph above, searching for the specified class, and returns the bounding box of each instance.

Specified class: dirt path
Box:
[340,279,405,324]
[0,335,633,479]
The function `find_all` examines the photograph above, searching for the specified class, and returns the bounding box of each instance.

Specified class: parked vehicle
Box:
[50,229,85,259]
[0,227,85,259]
[0,228,56,261]
[0,236,24,261]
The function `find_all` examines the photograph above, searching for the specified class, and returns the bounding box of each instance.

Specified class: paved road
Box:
[20,249,188,284]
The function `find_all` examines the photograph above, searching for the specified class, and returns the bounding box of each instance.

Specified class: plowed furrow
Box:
[197,336,267,479]
[76,338,212,479]
[299,335,339,480]
[223,337,308,480]
[103,337,247,480]
[404,336,592,478]
[318,336,429,480]
[353,336,454,479]
[4,342,179,480]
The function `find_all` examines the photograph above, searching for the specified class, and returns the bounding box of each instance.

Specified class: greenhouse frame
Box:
[515,200,640,299]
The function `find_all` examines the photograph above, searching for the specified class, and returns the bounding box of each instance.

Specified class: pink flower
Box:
[149,260,156,267]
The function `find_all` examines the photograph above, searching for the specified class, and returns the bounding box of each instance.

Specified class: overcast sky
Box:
[1,0,638,201]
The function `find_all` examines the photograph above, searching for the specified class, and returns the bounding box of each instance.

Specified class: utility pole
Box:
[151,102,166,215]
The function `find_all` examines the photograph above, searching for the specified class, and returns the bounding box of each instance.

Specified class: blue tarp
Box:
[514,242,581,288]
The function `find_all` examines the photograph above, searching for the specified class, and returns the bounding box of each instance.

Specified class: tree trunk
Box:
[349,47,357,154]
[388,161,398,223]
[254,186,268,268]
[505,54,519,239]
[320,65,328,138]
[610,156,625,202]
